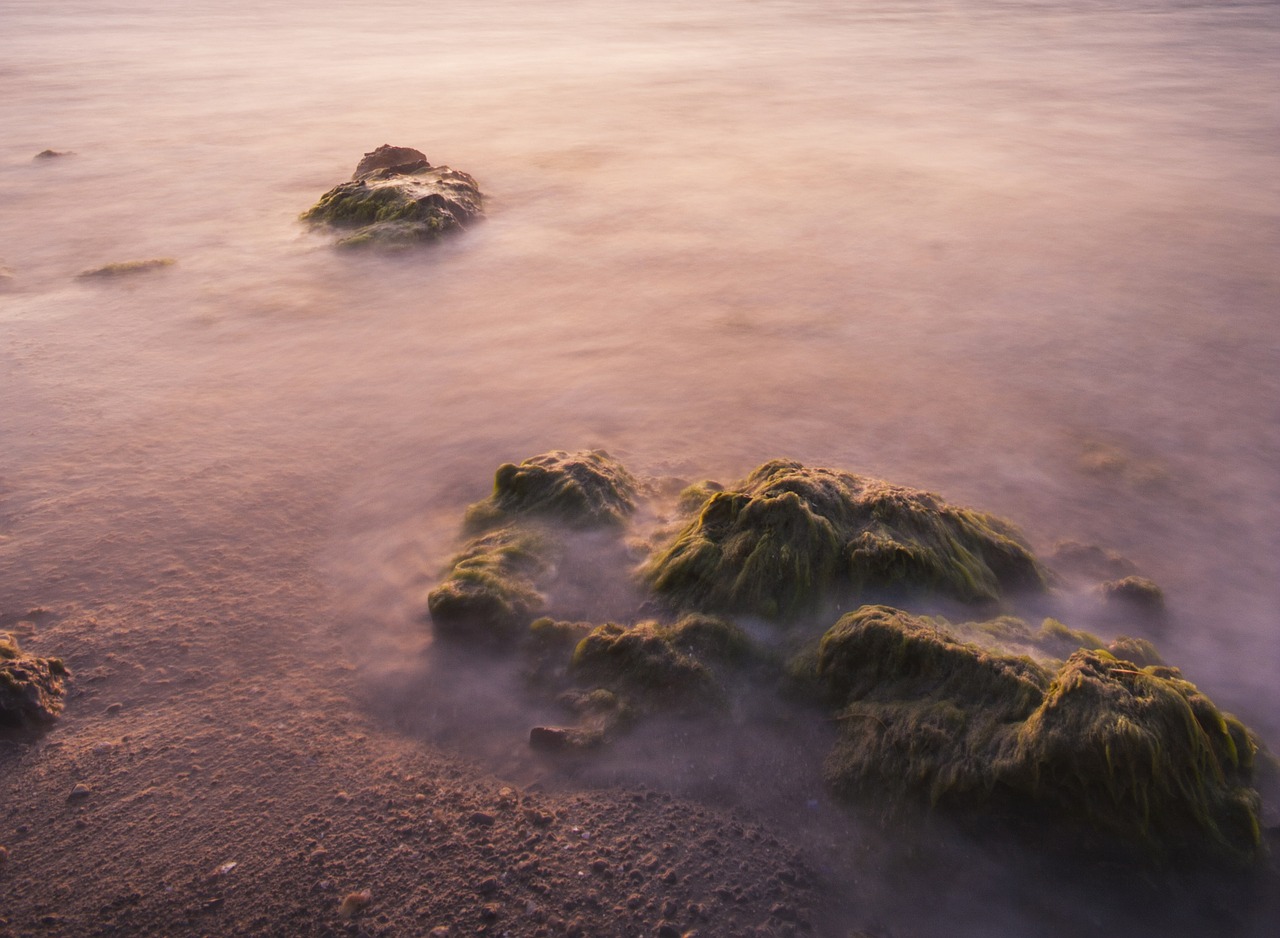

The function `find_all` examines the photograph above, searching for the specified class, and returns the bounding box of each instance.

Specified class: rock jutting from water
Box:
[0,633,69,730]
[301,144,484,248]
[643,459,1048,619]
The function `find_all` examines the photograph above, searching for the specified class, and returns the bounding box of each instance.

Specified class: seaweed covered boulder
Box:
[817,606,1263,864]
[427,529,551,642]
[465,450,639,532]
[1,633,69,730]
[427,451,638,643]
[529,615,756,751]
[643,459,1047,620]
[302,144,483,248]
[571,614,754,712]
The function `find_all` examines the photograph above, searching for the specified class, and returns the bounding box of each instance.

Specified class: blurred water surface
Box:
[2,1,1278,932]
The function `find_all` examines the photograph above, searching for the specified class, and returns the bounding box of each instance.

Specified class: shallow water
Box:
[3,0,1279,933]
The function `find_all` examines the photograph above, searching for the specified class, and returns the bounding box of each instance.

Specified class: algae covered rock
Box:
[644,459,1046,619]
[426,529,550,642]
[465,450,638,532]
[817,606,1264,864]
[1010,648,1259,860]
[427,451,640,643]
[302,144,483,248]
[570,615,753,714]
[1,633,69,730]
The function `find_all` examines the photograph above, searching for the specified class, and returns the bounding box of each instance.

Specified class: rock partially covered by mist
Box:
[817,606,1263,865]
[301,144,483,248]
[466,450,639,532]
[427,451,639,643]
[427,529,551,642]
[1099,575,1166,617]
[643,459,1047,620]
[0,633,69,730]
[529,615,755,752]
[571,615,753,712]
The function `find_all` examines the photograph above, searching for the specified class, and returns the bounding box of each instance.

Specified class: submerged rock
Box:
[644,459,1046,619]
[76,258,175,279]
[0,633,69,730]
[817,606,1262,864]
[465,450,638,532]
[301,144,483,248]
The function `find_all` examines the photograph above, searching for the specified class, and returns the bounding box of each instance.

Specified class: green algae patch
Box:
[426,528,551,642]
[643,459,1047,619]
[0,633,69,730]
[465,450,639,532]
[816,606,1264,864]
[302,145,483,248]
[76,258,175,279]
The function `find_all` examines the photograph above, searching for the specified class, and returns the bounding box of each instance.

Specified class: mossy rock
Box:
[465,450,638,532]
[1008,648,1259,861]
[0,633,69,730]
[569,615,754,715]
[643,459,1047,620]
[427,528,550,642]
[301,144,483,248]
[1099,575,1166,616]
[817,606,1264,864]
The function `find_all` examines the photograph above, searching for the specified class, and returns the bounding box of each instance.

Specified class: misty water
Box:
[3,0,1278,934]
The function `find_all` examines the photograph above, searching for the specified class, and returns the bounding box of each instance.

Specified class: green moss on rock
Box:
[301,145,483,248]
[465,450,638,531]
[427,529,550,642]
[643,459,1047,619]
[817,606,1263,864]
[1,633,69,730]
[570,615,754,714]
[571,621,720,712]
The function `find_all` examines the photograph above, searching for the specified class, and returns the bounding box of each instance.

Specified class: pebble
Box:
[0,845,8,865]
[105,703,123,715]
[68,782,92,801]
[468,811,496,827]
[338,889,372,919]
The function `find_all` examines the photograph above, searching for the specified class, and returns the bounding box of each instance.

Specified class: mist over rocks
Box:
[422,450,1274,865]
[301,144,484,248]
[0,633,69,731]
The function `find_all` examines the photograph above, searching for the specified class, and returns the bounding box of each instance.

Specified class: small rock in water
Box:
[301,144,484,249]
[338,889,372,919]
[76,258,175,280]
